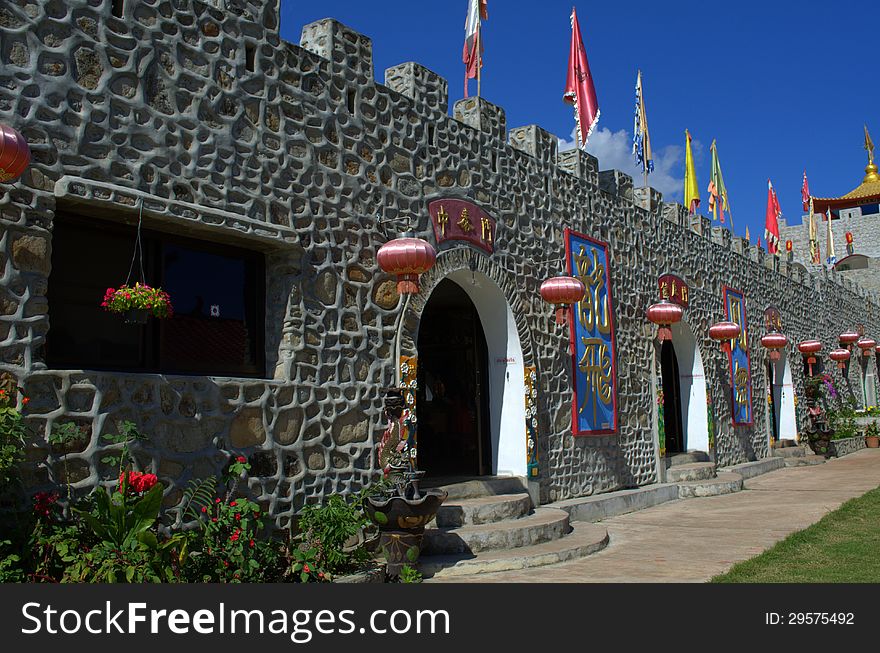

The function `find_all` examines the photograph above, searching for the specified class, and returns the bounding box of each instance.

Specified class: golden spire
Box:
[863,124,879,183]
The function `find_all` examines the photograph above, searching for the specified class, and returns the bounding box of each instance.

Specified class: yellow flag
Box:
[684,129,700,214]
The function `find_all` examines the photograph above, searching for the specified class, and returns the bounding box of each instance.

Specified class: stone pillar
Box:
[453,97,506,142]
[300,19,373,80]
[660,202,687,226]
[633,187,663,211]
[508,125,558,166]
[558,149,599,186]
[384,62,448,114]
[598,170,633,202]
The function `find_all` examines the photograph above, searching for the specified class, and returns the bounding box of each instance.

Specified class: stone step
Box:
[434,493,532,528]
[784,454,827,467]
[772,446,806,458]
[665,462,717,482]
[677,471,743,498]
[421,476,528,500]
[421,522,609,579]
[665,451,711,468]
[421,507,570,555]
[721,457,785,480]
[552,483,680,523]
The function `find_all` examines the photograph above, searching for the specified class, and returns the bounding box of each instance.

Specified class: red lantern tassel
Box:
[657,326,672,341]
[769,350,780,361]
[555,306,566,325]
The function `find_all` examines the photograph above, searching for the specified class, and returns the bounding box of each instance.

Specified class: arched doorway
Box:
[415,271,527,478]
[768,353,797,445]
[659,321,710,455]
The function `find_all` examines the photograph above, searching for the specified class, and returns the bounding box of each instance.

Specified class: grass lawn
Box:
[712,485,880,583]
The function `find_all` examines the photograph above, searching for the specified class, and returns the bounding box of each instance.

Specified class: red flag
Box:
[563,7,600,148]
[765,179,782,255]
[463,1,488,97]
[801,169,810,211]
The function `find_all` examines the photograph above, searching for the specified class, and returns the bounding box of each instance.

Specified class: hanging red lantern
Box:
[829,348,851,370]
[760,332,788,361]
[857,337,876,357]
[798,339,822,376]
[839,330,860,347]
[709,321,741,353]
[0,123,30,183]
[785,240,793,253]
[646,300,684,341]
[540,276,586,325]
[377,237,437,295]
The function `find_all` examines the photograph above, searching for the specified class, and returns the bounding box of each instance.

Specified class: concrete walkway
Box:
[431,448,880,583]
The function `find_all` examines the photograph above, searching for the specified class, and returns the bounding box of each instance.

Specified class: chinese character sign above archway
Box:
[428,199,495,254]
[565,228,618,435]
[724,287,753,425]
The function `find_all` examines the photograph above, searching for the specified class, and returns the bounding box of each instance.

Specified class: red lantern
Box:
[709,321,741,353]
[829,348,851,370]
[0,123,30,183]
[377,237,437,295]
[540,276,585,325]
[760,332,788,361]
[857,337,876,357]
[798,339,822,376]
[785,240,793,253]
[646,300,684,341]
[839,330,860,347]
[845,232,854,245]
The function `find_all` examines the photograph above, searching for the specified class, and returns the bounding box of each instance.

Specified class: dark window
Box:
[860,203,879,216]
[245,43,256,72]
[111,0,124,18]
[47,214,265,377]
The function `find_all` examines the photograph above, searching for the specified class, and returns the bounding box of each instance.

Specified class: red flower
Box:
[236,456,247,463]
[229,529,240,542]
[249,539,254,548]
[201,506,208,513]
[21,397,29,405]
[235,513,241,520]
[303,564,310,574]
[215,498,222,503]
[229,501,237,507]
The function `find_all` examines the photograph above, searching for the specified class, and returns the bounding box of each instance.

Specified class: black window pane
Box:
[47,220,147,370]
[159,244,262,375]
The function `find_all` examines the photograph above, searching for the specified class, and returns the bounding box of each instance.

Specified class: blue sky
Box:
[280,1,877,242]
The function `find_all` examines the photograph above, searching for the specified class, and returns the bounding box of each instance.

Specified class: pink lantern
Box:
[839,330,860,347]
[760,332,788,361]
[829,348,851,370]
[857,337,877,357]
[646,300,684,341]
[540,276,586,325]
[377,237,437,295]
[798,339,822,376]
[0,123,30,183]
[709,321,741,353]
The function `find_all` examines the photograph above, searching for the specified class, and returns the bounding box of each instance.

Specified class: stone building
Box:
[2,0,880,537]
[779,146,880,294]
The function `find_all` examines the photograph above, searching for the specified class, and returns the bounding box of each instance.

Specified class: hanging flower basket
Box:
[101,283,173,324]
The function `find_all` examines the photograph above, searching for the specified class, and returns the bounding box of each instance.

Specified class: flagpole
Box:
[476,26,481,98]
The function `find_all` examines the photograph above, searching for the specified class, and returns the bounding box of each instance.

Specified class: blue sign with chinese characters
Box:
[724,287,753,425]
[565,229,618,435]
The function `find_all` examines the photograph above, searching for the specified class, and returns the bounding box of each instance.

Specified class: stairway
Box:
[771,444,827,467]
[417,476,609,579]
[665,451,743,498]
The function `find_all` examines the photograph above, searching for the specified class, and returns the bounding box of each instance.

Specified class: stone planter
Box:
[122,308,151,325]
[807,437,832,457]
[828,435,866,458]
[364,489,447,577]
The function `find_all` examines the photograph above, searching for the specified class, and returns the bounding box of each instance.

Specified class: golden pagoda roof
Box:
[811,127,880,212]
[813,163,880,213]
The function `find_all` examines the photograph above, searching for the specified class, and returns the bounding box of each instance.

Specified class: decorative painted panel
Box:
[724,287,754,425]
[565,228,619,435]
[399,355,419,462]
[524,366,539,478]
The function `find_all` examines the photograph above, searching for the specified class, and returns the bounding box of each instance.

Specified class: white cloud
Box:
[558,126,686,201]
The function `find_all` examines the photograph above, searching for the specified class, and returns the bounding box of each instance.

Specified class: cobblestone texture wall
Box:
[2,0,879,516]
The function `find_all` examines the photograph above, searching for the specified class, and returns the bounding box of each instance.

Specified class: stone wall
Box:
[2,0,880,518]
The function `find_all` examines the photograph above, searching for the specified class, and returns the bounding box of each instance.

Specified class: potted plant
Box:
[865,423,880,448]
[363,388,446,578]
[101,283,174,325]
